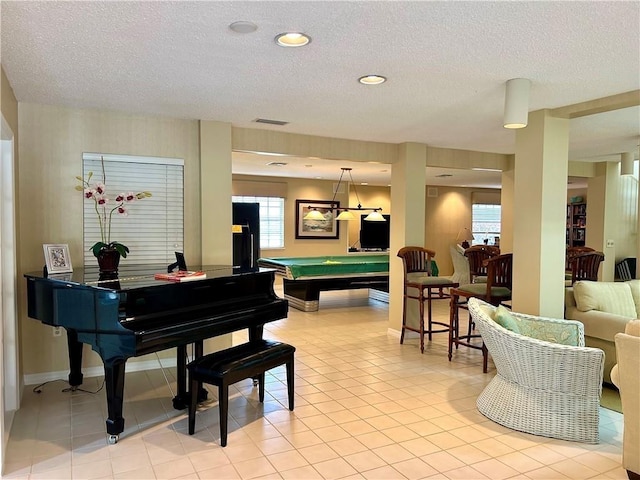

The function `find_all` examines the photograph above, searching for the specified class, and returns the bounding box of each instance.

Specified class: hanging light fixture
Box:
[503,78,531,129]
[303,167,386,221]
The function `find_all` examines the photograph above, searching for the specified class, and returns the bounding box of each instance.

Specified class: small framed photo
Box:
[295,199,340,239]
[43,244,73,274]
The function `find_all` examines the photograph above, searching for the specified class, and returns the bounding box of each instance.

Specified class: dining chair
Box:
[570,251,605,284]
[397,246,458,353]
[448,253,513,372]
[464,245,500,283]
[566,246,595,271]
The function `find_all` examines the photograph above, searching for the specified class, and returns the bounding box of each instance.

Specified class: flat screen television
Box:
[359,214,391,250]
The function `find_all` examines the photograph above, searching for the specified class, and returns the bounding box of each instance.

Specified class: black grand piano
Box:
[25,264,288,443]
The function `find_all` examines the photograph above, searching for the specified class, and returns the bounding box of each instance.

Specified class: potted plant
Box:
[76,157,151,273]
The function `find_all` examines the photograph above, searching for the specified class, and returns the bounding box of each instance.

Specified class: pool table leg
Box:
[283,279,320,312]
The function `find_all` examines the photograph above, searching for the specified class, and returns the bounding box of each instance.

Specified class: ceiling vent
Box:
[427,187,438,197]
[253,118,289,126]
[266,162,288,167]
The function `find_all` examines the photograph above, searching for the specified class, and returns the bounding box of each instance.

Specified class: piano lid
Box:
[24,264,273,292]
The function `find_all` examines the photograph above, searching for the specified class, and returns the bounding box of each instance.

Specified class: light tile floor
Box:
[4,286,626,479]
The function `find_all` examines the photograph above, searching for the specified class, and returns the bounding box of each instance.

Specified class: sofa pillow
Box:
[493,305,521,334]
[627,280,640,317]
[573,281,637,318]
[519,318,580,346]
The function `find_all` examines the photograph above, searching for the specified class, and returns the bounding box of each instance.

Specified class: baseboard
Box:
[387,328,401,339]
[23,357,177,386]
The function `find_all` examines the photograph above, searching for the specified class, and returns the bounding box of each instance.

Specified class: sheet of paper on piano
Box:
[154,270,207,282]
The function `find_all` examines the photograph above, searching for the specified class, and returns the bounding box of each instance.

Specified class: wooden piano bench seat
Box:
[187,339,295,446]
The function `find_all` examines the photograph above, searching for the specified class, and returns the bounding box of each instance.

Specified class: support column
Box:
[389,143,427,335]
[200,121,232,265]
[586,162,618,281]
[500,156,515,252]
[512,110,569,317]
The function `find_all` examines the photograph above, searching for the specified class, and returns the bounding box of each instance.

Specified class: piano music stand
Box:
[167,251,188,273]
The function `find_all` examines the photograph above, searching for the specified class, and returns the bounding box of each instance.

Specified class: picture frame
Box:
[43,243,73,274]
[295,199,340,239]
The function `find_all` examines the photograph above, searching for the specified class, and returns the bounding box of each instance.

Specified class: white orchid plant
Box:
[75,158,152,258]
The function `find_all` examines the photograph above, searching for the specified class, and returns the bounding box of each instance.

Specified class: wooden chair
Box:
[448,253,513,372]
[465,245,500,283]
[397,246,458,353]
[570,251,605,284]
[566,246,595,271]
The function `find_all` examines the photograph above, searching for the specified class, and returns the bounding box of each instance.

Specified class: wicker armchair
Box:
[468,298,604,444]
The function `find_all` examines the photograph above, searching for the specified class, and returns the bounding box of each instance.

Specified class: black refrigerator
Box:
[232,202,260,269]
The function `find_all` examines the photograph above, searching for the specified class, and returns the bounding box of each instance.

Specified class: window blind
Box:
[82,153,184,266]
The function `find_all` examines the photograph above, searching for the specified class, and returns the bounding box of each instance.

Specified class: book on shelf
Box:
[154,270,207,282]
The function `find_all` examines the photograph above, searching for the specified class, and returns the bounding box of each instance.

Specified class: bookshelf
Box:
[566,202,587,247]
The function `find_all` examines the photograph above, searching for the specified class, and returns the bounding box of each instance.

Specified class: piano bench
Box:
[187,339,295,446]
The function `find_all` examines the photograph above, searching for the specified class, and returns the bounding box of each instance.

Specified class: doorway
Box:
[1,113,19,475]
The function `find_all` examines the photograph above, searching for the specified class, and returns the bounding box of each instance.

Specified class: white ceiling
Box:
[2,1,638,188]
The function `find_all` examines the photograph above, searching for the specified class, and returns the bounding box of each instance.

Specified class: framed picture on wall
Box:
[43,243,73,274]
[295,200,340,239]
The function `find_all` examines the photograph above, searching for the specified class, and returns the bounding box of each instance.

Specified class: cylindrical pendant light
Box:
[621,152,635,176]
[503,78,531,129]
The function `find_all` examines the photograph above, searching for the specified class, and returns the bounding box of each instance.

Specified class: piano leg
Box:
[66,329,84,388]
[104,359,126,444]
[172,345,189,410]
[249,326,264,386]
[172,343,208,410]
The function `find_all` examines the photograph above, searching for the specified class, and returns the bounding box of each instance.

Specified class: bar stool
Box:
[397,247,458,353]
[448,253,512,372]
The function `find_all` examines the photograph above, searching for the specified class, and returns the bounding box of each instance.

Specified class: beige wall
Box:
[346,185,392,247]
[233,174,351,257]
[233,174,499,277]
[17,103,202,376]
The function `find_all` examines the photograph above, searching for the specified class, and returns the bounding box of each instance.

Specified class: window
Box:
[472,204,501,245]
[232,196,285,248]
[82,153,184,266]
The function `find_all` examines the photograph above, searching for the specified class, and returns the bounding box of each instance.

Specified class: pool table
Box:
[258,254,391,312]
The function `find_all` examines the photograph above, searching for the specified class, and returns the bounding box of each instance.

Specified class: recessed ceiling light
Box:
[275,32,311,47]
[358,75,386,85]
[229,21,258,34]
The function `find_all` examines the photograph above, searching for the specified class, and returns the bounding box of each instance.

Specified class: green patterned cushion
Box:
[493,305,521,333]
[518,318,580,346]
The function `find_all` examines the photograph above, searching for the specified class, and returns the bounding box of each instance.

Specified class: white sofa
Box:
[611,320,640,479]
[565,280,640,383]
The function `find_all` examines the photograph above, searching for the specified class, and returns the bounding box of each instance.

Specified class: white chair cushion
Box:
[573,280,637,318]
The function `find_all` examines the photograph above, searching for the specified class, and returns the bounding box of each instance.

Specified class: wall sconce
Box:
[503,78,531,129]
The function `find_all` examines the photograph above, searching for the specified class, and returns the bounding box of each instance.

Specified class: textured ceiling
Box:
[1,1,639,187]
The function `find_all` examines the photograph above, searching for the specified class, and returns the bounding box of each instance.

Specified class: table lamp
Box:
[457,228,474,249]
